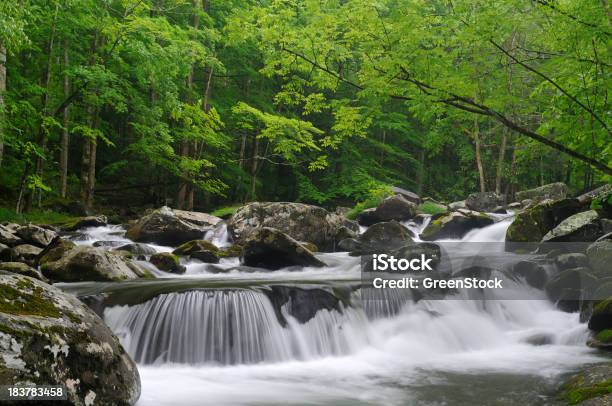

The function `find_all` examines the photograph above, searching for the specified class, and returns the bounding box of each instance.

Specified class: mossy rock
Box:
[589,298,612,332]
[0,272,141,405]
[149,252,185,274]
[506,198,582,242]
[560,363,612,404]
[219,244,243,258]
[172,239,219,256]
[0,262,46,281]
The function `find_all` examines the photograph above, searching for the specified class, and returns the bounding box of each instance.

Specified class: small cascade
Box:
[105,289,370,365]
[460,218,513,242]
[204,222,231,247]
[70,224,131,246]
[402,215,431,241]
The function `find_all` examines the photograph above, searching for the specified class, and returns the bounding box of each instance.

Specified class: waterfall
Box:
[105,289,370,365]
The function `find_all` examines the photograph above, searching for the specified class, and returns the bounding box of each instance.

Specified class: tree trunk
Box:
[250,136,259,200]
[495,127,508,195]
[416,148,425,195]
[80,106,98,209]
[0,41,6,168]
[474,119,486,193]
[60,41,70,198]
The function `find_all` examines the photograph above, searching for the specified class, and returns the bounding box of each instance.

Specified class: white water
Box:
[67,217,605,405]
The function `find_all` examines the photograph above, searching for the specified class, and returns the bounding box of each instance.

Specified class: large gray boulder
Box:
[390,186,421,204]
[126,206,221,246]
[0,272,141,405]
[542,210,603,242]
[39,241,152,282]
[586,240,612,278]
[15,224,57,247]
[421,211,493,241]
[506,198,582,242]
[0,262,46,281]
[241,227,325,270]
[228,202,358,252]
[465,192,503,212]
[357,195,417,226]
[339,221,413,255]
[0,224,23,246]
[515,182,567,202]
[63,215,108,231]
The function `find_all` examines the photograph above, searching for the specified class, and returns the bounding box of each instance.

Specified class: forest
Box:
[0,0,610,217]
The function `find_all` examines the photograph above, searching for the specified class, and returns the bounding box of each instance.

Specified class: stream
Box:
[59,214,608,406]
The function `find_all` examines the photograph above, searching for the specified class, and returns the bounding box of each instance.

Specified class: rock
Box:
[421,211,493,241]
[511,260,548,289]
[507,202,522,210]
[219,244,243,258]
[10,244,43,266]
[172,239,219,255]
[149,253,185,274]
[40,245,151,282]
[542,210,603,242]
[63,215,108,231]
[190,250,220,263]
[0,224,23,247]
[555,253,588,271]
[559,363,612,405]
[577,184,612,205]
[521,199,533,208]
[523,333,553,346]
[0,242,9,261]
[93,240,125,248]
[587,330,612,351]
[228,202,358,252]
[391,186,421,205]
[15,224,57,247]
[0,272,141,405]
[342,221,413,255]
[505,198,582,242]
[241,227,325,270]
[38,237,77,266]
[515,182,567,202]
[597,232,612,242]
[126,206,221,246]
[448,200,466,210]
[589,299,612,332]
[465,192,504,212]
[491,206,507,214]
[545,267,597,312]
[115,243,157,257]
[357,195,417,226]
[263,286,343,325]
[0,262,46,281]
[587,240,612,278]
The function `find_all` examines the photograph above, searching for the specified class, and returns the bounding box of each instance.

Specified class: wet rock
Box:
[511,260,548,289]
[172,239,219,255]
[40,245,150,282]
[115,243,157,257]
[228,202,358,252]
[190,250,220,263]
[342,221,413,255]
[589,299,612,332]
[0,242,9,261]
[587,330,612,351]
[505,198,582,242]
[126,206,221,246]
[542,210,603,242]
[465,192,504,212]
[559,363,612,405]
[0,224,23,246]
[391,186,421,205]
[515,182,567,202]
[241,227,325,270]
[219,244,243,258]
[63,215,108,231]
[587,240,612,278]
[357,195,417,226]
[263,286,343,325]
[421,211,493,241]
[0,272,141,405]
[0,262,46,281]
[545,267,597,312]
[555,253,588,271]
[38,237,77,266]
[15,224,57,247]
[523,333,553,346]
[93,240,125,248]
[149,252,185,274]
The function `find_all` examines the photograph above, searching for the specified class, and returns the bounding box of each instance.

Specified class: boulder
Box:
[241,227,325,270]
[115,243,157,257]
[93,240,125,248]
[149,253,185,274]
[38,237,77,265]
[545,267,597,312]
[577,184,612,205]
[587,240,612,278]
[172,239,219,255]
[421,211,493,241]
[9,244,43,266]
[40,245,151,282]
[448,200,466,210]
[340,221,413,255]
[357,195,417,226]
[505,198,582,242]
[228,202,358,252]
[589,299,612,332]
[465,192,503,212]
[511,260,548,289]
[0,272,141,405]
[126,206,221,246]
[391,186,421,204]
[515,182,567,202]
[559,363,612,405]
[0,262,46,281]
[15,224,57,247]
[63,215,108,231]
[190,250,220,263]
[542,210,603,242]
[0,224,23,247]
[555,253,588,271]
[587,330,612,351]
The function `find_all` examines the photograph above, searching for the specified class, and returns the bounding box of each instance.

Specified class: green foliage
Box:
[417,202,447,216]
[0,206,77,225]
[210,205,241,218]
[346,185,392,220]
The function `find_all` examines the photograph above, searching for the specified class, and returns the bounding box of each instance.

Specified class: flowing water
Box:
[63,214,608,406]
